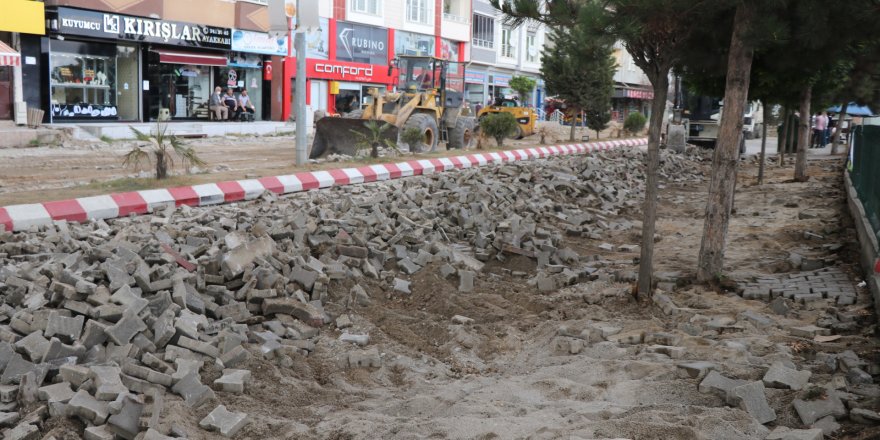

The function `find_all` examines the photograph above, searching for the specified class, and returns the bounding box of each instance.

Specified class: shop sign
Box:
[231,29,287,56]
[54,7,231,49]
[465,70,485,84]
[1,0,45,35]
[293,59,393,84]
[336,21,387,65]
[615,88,654,100]
[492,73,511,87]
[292,17,329,60]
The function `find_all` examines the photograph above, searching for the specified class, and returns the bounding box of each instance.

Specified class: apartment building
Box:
[284,0,472,119]
[468,0,546,110]
[0,0,45,125]
[610,41,654,122]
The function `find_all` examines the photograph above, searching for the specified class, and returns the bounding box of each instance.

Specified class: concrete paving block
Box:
[109,285,148,314]
[262,298,323,326]
[3,423,39,440]
[44,312,84,342]
[37,382,75,403]
[42,337,85,363]
[199,405,249,437]
[607,330,644,345]
[1,355,47,385]
[0,385,17,403]
[143,428,176,440]
[392,278,411,294]
[763,362,812,390]
[458,270,475,293]
[59,364,91,387]
[729,381,776,424]
[793,394,847,425]
[219,345,250,369]
[290,266,318,291]
[214,369,251,394]
[14,332,50,362]
[90,366,128,401]
[847,367,873,385]
[80,320,109,348]
[107,394,144,440]
[68,389,110,424]
[105,310,147,346]
[177,336,220,359]
[171,371,215,408]
[0,410,19,427]
[789,325,831,338]
[83,425,114,440]
[811,415,841,435]
[348,347,381,368]
[850,408,880,424]
[764,427,823,440]
[678,361,718,380]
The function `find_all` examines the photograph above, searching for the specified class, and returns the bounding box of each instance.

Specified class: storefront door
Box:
[0,67,11,120]
[310,80,327,113]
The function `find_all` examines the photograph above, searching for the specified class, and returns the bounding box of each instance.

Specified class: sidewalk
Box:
[0,138,647,232]
[0,121,60,148]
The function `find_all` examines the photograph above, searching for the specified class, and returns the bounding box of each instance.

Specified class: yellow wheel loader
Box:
[310,56,476,159]
[477,98,537,139]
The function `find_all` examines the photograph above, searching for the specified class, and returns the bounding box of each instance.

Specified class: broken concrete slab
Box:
[793,393,847,425]
[729,381,776,424]
[763,362,812,390]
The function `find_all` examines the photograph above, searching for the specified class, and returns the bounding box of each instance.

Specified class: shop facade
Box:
[611,85,654,122]
[36,6,281,123]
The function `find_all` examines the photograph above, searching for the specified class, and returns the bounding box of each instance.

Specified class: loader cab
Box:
[394,56,465,109]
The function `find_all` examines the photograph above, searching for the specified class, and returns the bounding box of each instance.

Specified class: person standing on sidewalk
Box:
[813,112,829,148]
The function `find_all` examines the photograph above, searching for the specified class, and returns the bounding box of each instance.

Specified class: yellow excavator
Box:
[310,56,476,158]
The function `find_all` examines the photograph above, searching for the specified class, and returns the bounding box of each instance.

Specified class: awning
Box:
[153,49,227,67]
[827,103,875,117]
[0,40,21,67]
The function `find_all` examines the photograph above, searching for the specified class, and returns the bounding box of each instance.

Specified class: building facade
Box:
[277,0,472,120]
[467,0,546,111]
[18,0,281,123]
[611,41,654,122]
[0,0,46,125]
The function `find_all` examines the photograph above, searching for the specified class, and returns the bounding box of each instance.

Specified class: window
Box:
[352,0,380,15]
[526,32,537,62]
[501,26,515,58]
[472,14,494,48]
[407,0,429,24]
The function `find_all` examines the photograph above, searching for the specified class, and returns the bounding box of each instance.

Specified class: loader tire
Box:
[400,113,439,153]
[448,117,476,150]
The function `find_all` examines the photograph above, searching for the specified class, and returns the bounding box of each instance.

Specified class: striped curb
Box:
[0,138,648,232]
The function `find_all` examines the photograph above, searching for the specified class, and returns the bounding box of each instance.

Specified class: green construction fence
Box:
[851,125,880,239]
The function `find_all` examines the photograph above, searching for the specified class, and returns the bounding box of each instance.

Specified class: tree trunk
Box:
[569,111,577,141]
[371,141,379,158]
[696,3,755,283]
[794,85,812,182]
[636,72,670,298]
[758,103,770,184]
[778,108,789,166]
[830,102,848,154]
[156,151,167,180]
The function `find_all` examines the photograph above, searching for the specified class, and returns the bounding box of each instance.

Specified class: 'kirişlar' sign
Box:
[54,7,231,50]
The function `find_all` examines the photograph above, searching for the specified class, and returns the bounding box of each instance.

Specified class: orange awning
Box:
[0,40,20,67]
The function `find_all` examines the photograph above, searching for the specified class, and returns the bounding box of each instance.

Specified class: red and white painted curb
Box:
[0,138,647,232]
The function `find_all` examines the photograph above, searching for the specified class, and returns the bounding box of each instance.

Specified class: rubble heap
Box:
[0,148,709,438]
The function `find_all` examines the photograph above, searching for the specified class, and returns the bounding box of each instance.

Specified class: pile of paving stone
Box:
[0,148,707,439]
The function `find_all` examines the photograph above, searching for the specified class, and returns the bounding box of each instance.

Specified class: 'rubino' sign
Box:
[54,7,231,49]
[290,59,393,84]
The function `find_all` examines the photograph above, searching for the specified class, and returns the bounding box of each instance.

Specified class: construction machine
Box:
[477,98,537,139]
[309,56,476,159]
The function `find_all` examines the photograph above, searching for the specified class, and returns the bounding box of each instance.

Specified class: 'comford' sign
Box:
[55,7,231,50]
[314,63,374,79]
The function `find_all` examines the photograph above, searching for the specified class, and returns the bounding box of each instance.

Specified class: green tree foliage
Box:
[352,121,397,158]
[623,112,647,134]
[540,2,615,141]
[508,75,537,104]
[585,108,611,139]
[480,113,519,147]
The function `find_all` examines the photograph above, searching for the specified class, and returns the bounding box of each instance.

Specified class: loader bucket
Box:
[310,117,399,159]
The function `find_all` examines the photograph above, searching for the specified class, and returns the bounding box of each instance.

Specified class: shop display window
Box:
[50,42,119,120]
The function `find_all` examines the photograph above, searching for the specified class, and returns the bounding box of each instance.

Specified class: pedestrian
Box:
[238,89,256,122]
[813,111,828,148]
[822,111,831,146]
[475,102,483,115]
[223,88,240,121]
[209,86,228,120]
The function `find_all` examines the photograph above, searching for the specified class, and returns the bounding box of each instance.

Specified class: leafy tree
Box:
[539,2,615,142]
[508,75,537,104]
[623,112,647,134]
[480,113,519,147]
[585,107,611,140]
[124,124,204,180]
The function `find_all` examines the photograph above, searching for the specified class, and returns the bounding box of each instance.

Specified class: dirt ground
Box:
[0,121,614,206]
[136,153,875,439]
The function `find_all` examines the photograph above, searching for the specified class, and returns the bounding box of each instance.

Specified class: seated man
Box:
[223,88,240,120]
[209,86,228,120]
[238,89,256,121]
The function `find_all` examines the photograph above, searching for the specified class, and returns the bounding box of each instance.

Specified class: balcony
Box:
[442,13,469,24]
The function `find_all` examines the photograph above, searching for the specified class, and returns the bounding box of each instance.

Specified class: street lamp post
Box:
[294,0,307,165]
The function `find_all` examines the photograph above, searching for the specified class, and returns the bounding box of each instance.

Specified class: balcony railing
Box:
[443,13,469,24]
[472,38,494,49]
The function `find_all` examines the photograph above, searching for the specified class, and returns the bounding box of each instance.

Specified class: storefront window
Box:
[216,63,263,121]
[50,40,119,120]
[151,64,212,120]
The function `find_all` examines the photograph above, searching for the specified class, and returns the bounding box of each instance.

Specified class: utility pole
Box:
[294,0,307,165]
